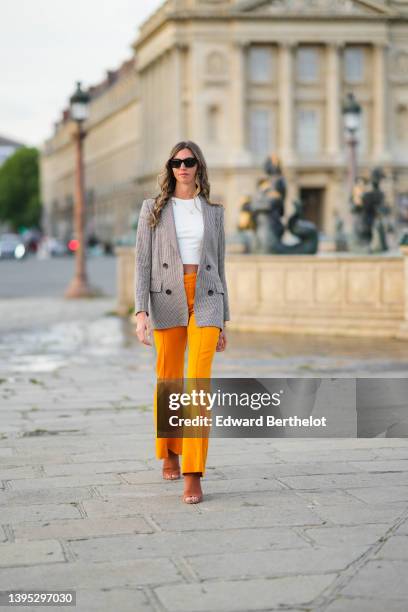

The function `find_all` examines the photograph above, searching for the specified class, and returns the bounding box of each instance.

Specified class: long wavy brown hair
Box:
[147,140,218,229]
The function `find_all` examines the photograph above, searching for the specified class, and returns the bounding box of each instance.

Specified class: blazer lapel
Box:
[161,197,180,260]
[197,194,210,274]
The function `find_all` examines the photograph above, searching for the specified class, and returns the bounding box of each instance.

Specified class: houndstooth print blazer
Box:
[134,193,230,330]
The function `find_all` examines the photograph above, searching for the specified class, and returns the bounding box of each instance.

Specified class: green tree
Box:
[0,146,42,231]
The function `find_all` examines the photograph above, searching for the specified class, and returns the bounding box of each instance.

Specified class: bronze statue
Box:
[333,211,348,252]
[247,154,319,254]
[350,167,390,253]
[236,195,257,253]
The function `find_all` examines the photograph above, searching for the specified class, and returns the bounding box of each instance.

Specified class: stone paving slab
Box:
[309,502,407,526]
[0,466,40,480]
[68,527,309,563]
[291,489,363,506]
[323,597,407,612]
[0,528,7,543]
[69,450,153,463]
[373,535,408,559]
[0,558,182,590]
[41,460,146,477]
[0,453,74,466]
[0,539,65,568]
[149,506,325,531]
[153,575,337,611]
[395,521,408,535]
[0,503,81,524]
[0,486,95,506]
[348,459,408,472]
[74,589,154,612]
[185,546,370,581]
[277,471,408,489]
[345,485,408,504]
[341,559,408,599]
[302,524,390,547]
[12,516,154,541]
[8,472,122,491]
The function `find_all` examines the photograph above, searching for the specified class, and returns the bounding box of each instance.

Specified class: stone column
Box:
[372,42,390,162]
[173,43,187,141]
[189,42,201,143]
[231,40,250,159]
[326,42,343,161]
[148,64,155,167]
[279,41,296,165]
[139,69,149,176]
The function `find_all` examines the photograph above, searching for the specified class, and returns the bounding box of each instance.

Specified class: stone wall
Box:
[116,245,408,340]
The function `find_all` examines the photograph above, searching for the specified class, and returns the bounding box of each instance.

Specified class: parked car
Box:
[21,228,43,253]
[37,236,68,258]
[65,233,112,256]
[114,232,136,247]
[0,233,26,260]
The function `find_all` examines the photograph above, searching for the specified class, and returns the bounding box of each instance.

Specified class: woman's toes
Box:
[182,493,203,504]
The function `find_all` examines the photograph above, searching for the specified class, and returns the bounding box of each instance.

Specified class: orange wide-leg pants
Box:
[152,271,221,477]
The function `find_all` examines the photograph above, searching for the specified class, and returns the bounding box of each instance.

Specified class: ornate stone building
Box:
[41,0,408,241]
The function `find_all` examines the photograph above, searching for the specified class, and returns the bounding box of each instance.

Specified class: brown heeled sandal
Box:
[162,467,181,480]
[182,472,203,503]
[162,450,181,480]
[182,493,203,504]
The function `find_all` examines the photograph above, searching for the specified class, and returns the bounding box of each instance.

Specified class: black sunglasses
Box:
[169,157,198,169]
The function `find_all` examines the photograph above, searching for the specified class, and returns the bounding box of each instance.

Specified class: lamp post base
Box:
[64,276,103,299]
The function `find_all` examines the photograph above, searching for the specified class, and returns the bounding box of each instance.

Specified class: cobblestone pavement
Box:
[0,296,408,612]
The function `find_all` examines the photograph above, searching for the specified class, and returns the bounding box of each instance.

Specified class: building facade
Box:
[40,58,140,243]
[41,0,408,241]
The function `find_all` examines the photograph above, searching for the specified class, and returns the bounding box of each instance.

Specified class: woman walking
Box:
[134,140,230,504]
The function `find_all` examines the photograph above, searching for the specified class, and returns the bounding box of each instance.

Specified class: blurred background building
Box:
[40,0,408,244]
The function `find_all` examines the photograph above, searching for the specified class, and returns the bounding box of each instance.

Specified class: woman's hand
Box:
[135,312,152,346]
[216,327,227,352]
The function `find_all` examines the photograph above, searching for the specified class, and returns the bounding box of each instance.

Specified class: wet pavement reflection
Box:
[0,310,407,377]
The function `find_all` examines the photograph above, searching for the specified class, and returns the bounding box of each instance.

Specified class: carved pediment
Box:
[236,0,396,16]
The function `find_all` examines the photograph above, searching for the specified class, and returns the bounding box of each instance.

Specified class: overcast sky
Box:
[1,0,163,148]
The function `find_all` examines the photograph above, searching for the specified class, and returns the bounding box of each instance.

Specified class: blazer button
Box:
[165,289,172,295]
[206,264,211,270]
[208,289,214,295]
[163,263,168,268]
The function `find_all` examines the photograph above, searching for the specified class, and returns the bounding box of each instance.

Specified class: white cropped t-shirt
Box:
[171,196,204,264]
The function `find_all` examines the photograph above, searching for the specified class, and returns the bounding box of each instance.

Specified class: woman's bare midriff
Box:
[183,264,198,274]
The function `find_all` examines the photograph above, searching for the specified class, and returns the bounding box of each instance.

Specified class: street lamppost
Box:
[342,92,362,201]
[65,81,101,298]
